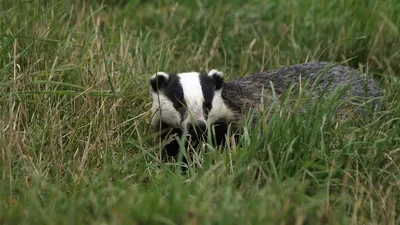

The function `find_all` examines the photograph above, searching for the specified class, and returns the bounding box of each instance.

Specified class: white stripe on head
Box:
[178,72,206,129]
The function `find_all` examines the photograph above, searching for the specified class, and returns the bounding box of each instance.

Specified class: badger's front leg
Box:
[158,127,183,158]
[161,130,201,159]
[160,129,192,172]
[210,122,229,146]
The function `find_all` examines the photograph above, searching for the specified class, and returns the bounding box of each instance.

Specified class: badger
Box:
[149,62,381,159]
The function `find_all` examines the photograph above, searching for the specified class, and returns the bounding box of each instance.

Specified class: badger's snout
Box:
[183,102,208,134]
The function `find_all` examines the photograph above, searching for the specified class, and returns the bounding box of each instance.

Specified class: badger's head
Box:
[150,69,231,136]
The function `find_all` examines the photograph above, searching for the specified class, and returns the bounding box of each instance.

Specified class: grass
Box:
[1,0,400,224]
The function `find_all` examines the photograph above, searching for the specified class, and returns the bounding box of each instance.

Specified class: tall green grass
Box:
[1,0,399,224]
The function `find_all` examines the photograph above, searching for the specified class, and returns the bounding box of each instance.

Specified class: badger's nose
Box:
[187,123,207,136]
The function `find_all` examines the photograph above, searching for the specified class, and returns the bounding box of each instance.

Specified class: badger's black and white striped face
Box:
[150,70,233,133]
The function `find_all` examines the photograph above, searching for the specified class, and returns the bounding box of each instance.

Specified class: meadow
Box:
[1,0,399,224]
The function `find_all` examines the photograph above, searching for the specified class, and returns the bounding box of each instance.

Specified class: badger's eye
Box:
[203,102,212,114]
[178,103,186,110]
[173,101,186,113]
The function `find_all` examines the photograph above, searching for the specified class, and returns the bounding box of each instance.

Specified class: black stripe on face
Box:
[163,74,186,118]
[199,74,215,116]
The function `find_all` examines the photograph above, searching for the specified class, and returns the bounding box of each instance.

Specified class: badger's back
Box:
[221,62,381,119]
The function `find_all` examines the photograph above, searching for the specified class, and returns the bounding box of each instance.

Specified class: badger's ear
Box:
[150,72,169,92]
[208,69,224,90]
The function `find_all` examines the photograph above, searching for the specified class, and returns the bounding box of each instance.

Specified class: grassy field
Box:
[1,0,400,224]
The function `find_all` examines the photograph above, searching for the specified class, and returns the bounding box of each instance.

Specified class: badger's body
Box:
[150,62,381,158]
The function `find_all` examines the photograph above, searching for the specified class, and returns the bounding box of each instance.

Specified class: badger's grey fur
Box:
[221,62,381,123]
[150,62,381,159]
